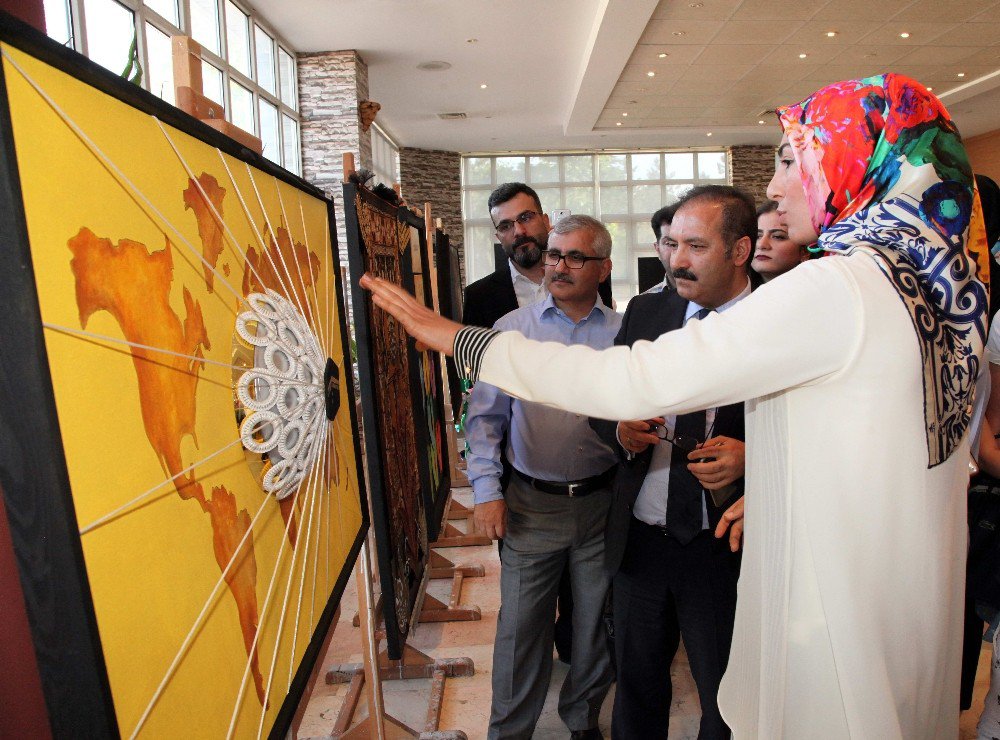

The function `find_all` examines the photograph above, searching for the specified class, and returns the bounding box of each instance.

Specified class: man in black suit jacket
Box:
[591,185,758,739]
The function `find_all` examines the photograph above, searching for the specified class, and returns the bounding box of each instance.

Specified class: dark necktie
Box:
[664,307,712,543]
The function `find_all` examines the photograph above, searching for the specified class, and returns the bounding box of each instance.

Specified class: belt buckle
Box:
[566,482,580,497]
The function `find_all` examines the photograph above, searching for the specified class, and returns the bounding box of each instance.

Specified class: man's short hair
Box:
[487,182,543,218]
[757,199,779,218]
[650,203,679,240]
[675,185,757,257]
[550,214,613,259]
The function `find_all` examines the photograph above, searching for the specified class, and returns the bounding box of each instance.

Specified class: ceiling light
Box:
[826,31,838,37]
[622,112,629,117]
[638,87,648,92]
[466,38,478,43]
[899,32,910,38]
[647,71,656,77]
[706,132,713,137]
[416,61,451,72]
[658,52,668,58]
[688,2,703,6]
[672,31,685,36]
[480,84,487,89]
[927,86,934,91]
[616,122,623,126]
[758,119,766,125]
[958,72,966,77]
[799,53,808,59]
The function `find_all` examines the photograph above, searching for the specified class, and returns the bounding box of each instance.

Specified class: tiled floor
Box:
[296,485,994,739]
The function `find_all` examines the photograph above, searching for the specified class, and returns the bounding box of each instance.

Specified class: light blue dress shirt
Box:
[465,294,622,504]
[632,279,751,527]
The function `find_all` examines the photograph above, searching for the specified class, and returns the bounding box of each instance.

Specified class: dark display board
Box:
[638,256,667,294]
[343,184,433,659]
[434,229,465,417]
[0,12,367,739]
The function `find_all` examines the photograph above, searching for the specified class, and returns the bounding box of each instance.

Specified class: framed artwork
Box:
[403,211,451,541]
[433,229,465,417]
[342,183,429,660]
[0,14,367,739]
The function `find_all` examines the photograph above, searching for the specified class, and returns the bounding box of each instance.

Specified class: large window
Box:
[462,150,728,305]
[43,0,302,174]
[371,122,400,191]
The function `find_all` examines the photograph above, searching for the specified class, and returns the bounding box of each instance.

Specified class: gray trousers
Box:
[488,473,614,739]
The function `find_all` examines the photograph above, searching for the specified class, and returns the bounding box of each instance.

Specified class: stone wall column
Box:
[398,148,465,285]
[729,145,776,204]
[298,50,372,266]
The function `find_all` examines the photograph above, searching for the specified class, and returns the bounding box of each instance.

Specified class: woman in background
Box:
[750,200,808,281]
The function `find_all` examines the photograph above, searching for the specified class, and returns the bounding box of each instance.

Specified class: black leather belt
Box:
[514,466,616,497]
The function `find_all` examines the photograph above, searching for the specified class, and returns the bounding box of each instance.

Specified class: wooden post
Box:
[343,152,356,182]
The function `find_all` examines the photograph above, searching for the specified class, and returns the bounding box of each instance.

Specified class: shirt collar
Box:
[683,276,751,320]
[539,293,612,325]
[508,258,543,287]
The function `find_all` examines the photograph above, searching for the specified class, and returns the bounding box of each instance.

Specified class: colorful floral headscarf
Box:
[778,74,989,467]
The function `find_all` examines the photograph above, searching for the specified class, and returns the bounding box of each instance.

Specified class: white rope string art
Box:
[1,44,358,740]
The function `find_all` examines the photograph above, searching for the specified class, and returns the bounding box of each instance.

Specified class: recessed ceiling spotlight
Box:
[706,131,713,137]
[958,72,966,77]
[672,31,686,36]
[658,52,668,58]
[616,121,623,126]
[758,119,766,125]
[826,30,838,37]
[798,53,808,59]
[927,86,934,91]
[622,112,629,117]
[466,38,478,43]
[647,71,656,77]
[416,61,451,72]
[688,2,703,6]
[480,83,487,89]
[899,32,910,38]
[638,87,648,92]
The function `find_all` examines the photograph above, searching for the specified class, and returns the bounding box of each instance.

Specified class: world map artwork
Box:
[2,41,364,738]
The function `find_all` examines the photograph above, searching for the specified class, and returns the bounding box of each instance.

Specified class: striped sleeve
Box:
[453,326,500,384]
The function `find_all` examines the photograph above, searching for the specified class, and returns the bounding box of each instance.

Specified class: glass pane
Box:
[144,0,178,25]
[282,115,299,175]
[631,153,661,180]
[534,188,560,212]
[664,153,694,180]
[495,156,524,183]
[632,184,662,213]
[698,151,727,180]
[600,185,627,215]
[202,61,224,106]
[190,0,220,54]
[606,222,628,267]
[464,189,492,220]
[465,224,497,284]
[665,183,689,205]
[634,221,655,249]
[230,80,254,132]
[529,156,559,183]
[224,1,251,77]
[83,0,135,76]
[598,154,626,181]
[43,0,73,45]
[563,155,593,183]
[259,99,279,162]
[254,24,276,94]
[145,23,174,104]
[564,186,594,215]
[465,157,492,186]
[278,47,296,109]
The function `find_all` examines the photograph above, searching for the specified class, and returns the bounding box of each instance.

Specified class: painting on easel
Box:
[0,13,367,738]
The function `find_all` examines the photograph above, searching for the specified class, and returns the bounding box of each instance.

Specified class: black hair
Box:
[650,202,679,240]
[675,185,758,256]
[756,199,779,218]
[487,182,543,218]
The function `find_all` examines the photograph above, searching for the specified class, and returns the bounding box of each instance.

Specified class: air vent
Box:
[438,112,467,120]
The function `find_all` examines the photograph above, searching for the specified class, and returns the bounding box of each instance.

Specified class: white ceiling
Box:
[254,0,1000,153]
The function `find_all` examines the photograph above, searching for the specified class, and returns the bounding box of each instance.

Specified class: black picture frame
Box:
[0,12,368,738]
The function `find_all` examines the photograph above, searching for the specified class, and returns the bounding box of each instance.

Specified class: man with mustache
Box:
[591,185,756,739]
[464,215,620,739]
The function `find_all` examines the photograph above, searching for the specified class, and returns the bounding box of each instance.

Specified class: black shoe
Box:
[570,729,603,740]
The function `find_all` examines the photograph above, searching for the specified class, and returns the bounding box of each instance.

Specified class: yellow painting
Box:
[1,41,364,739]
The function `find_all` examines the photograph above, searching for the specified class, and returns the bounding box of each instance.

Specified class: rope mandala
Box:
[235,289,327,498]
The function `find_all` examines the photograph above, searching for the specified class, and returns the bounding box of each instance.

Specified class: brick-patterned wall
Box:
[298,49,372,266]
[729,145,775,205]
[399,147,465,285]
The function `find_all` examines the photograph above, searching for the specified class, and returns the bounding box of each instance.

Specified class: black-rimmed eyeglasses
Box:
[542,250,606,270]
[648,422,700,452]
[494,210,539,235]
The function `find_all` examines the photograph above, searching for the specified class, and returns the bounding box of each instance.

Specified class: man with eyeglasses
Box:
[464,214,621,739]
[590,185,756,739]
